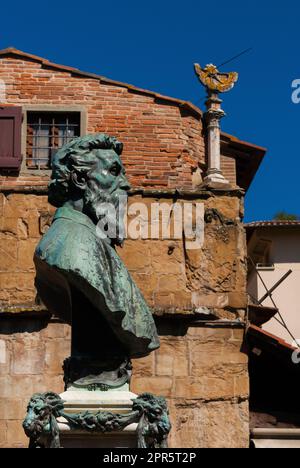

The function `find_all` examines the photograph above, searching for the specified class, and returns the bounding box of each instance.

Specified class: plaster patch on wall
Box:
[0,339,6,364]
[0,79,6,102]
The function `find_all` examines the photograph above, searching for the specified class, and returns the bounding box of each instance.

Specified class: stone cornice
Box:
[0,185,245,198]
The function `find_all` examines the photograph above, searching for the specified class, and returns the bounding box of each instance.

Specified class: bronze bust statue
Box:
[34,134,159,390]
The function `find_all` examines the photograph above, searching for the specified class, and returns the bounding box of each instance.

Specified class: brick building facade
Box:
[0,48,265,447]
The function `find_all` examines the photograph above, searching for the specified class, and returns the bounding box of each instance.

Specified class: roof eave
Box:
[221,132,267,192]
[0,47,202,117]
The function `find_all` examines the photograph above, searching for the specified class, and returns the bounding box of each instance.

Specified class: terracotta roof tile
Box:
[249,324,297,351]
[245,221,300,228]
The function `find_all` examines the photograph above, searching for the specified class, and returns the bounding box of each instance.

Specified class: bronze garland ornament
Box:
[23,392,171,449]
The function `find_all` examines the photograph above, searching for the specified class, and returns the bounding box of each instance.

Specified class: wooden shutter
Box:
[0,106,22,169]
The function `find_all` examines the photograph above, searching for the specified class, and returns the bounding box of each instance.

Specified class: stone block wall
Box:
[0,318,70,448]
[0,193,54,305]
[0,316,248,448]
[132,322,249,448]
[0,190,249,448]
[0,192,246,313]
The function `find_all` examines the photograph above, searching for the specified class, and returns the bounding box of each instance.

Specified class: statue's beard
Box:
[83,186,127,246]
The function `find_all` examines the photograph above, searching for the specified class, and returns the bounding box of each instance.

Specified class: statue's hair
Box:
[48,133,123,207]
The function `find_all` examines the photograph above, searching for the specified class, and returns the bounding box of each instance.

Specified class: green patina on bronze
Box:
[34,134,160,388]
[23,392,171,448]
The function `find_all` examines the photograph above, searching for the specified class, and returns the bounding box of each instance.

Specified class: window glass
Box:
[26,112,80,169]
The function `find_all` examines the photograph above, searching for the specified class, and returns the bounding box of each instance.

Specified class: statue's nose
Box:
[120,175,131,191]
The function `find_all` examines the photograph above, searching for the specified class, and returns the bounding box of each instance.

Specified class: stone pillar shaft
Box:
[204,92,229,185]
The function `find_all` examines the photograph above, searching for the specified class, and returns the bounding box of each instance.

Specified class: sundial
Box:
[194,63,238,93]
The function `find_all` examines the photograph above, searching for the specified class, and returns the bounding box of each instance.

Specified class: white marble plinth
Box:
[204,171,230,186]
[57,388,138,448]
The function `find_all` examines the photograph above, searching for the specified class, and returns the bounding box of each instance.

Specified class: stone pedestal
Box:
[57,388,138,448]
[23,385,170,448]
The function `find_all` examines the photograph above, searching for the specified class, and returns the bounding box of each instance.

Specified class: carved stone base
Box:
[57,425,138,448]
[203,171,231,188]
[58,389,138,448]
[60,388,137,415]
[23,390,171,448]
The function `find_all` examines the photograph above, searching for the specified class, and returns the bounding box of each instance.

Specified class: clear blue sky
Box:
[1,0,299,221]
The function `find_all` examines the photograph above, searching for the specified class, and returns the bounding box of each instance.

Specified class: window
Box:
[256,263,275,271]
[0,106,22,169]
[26,112,80,169]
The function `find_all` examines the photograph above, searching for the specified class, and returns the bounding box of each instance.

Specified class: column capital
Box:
[205,107,226,124]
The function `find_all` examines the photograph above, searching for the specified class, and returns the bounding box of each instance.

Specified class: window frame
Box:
[21,105,87,174]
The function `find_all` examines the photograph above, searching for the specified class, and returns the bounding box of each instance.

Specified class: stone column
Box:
[204,91,229,185]
[194,63,238,187]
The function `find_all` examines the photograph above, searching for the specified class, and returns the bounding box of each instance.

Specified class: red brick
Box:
[0,53,207,191]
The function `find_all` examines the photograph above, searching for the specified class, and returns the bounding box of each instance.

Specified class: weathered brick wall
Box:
[221,154,236,186]
[0,55,208,190]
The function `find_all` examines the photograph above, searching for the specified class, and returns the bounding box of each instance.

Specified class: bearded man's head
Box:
[48,133,130,244]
